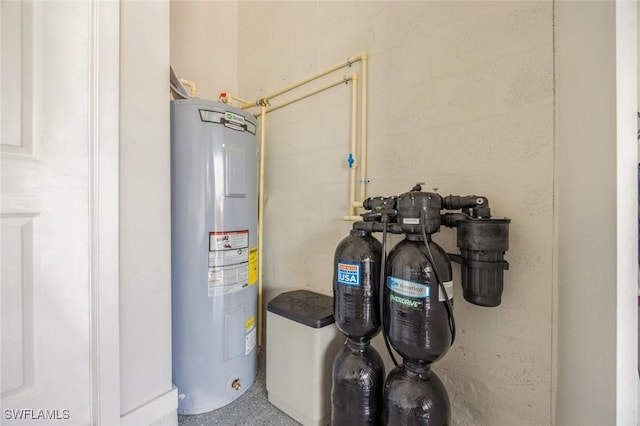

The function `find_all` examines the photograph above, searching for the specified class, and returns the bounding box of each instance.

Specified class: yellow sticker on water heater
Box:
[246,315,255,332]
[248,247,258,285]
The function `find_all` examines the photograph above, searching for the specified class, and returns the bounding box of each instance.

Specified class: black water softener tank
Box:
[332,229,385,425]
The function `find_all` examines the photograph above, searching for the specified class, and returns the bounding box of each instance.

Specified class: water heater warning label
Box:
[248,248,258,286]
[208,230,249,297]
[210,231,248,251]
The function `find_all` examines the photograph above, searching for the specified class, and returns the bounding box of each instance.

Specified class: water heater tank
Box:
[171,99,258,415]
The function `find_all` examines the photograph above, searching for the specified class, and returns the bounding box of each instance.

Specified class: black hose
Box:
[380,221,399,367]
[421,224,456,346]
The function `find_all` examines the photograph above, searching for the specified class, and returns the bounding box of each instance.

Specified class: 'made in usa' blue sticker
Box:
[337,263,360,286]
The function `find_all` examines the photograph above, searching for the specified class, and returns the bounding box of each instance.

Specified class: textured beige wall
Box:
[237,2,553,425]
[170,0,238,101]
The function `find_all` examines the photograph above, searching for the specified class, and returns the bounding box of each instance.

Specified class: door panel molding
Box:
[0,1,39,160]
[88,0,120,424]
[1,214,38,402]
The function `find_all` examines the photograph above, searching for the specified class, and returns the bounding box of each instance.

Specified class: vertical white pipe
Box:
[258,106,266,347]
[349,75,358,217]
[359,54,368,203]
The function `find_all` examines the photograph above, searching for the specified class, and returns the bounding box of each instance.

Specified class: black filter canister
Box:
[332,339,385,426]
[456,218,510,307]
[383,362,451,426]
[384,237,452,363]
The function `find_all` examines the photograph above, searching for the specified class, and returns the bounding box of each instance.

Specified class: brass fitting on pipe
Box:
[231,379,241,391]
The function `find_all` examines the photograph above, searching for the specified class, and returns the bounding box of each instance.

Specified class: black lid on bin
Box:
[267,290,335,328]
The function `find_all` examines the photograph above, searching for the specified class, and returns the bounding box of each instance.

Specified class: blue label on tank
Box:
[387,276,430,298]
[337,263,360,286]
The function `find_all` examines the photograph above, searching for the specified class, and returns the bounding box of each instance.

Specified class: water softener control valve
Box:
[356,183,511,307]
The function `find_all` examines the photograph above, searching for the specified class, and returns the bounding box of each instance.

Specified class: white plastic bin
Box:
[266,290,343,426]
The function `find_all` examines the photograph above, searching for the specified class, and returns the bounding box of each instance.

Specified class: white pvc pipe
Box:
[257,106,266,347]
[219,92,253,107]
[358,54,368,205]
[349,74,358,218]
[244,54,371,344]
[253,74,357,345]
[256,76,354,116]
[240,52,370,220]
[241,52,368,110]
[179,78,198,97]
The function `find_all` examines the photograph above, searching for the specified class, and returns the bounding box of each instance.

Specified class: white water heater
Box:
[171,99,258,415]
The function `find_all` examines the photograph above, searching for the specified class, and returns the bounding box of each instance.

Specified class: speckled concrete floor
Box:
[177,348,301,426]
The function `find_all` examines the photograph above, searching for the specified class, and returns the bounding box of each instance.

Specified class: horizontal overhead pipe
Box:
[241,52,368,110]
[254,75,355,116]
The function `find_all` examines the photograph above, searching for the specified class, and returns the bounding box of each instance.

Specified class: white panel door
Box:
[0,2,118,424]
